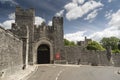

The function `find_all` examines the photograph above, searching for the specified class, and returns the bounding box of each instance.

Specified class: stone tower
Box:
[52,17,65,59]
[11,7,65,65]
[13,6,35,64]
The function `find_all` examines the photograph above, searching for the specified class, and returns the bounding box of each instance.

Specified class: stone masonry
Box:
[11,6,65,65]
[0,6,120,78]
[0,26,23,77]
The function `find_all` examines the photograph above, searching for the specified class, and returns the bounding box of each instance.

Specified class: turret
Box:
[15,6,35,26]
[52,16,65,60]
[15,6,35,64]
[52,16,63,31]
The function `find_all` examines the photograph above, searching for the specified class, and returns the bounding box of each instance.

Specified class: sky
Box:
[0,0,120,42]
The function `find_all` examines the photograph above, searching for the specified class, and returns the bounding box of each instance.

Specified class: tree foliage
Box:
[118,41,120,50]
[64,39,76,46]
[100,37,120,50]
[112,49,120,54]
[86,41,105,51]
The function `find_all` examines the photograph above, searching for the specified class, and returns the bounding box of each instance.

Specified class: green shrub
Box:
[112,49,120,54]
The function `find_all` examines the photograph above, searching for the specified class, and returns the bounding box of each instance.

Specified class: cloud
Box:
[84,9,98,22]
[89,9,120,41]
[105,10,113,19]
[65,26,119,42]
[108,9,120,28]
[72,0,85,4]
[2,20,15,29]
[66,9,120,42]
[8,12,15,20]
[89,27,120,41]
[0,12,15,29]
[0,23,3,26]
[48,21,52,26]
[64,31,86,42]
[64,2,78,12]
[108,0,113,3]
[64,0,103,20]
[55,10,64,17]
[0,0,18,5]
[35,16,45,25]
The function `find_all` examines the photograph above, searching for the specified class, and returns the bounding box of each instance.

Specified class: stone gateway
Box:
[0,6,120,78]
[11,6,65,65]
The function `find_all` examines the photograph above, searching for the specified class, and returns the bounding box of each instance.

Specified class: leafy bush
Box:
[87,41,105,51]
[64,39,76,46]
[100,37,120,50]
[112,49,120,54]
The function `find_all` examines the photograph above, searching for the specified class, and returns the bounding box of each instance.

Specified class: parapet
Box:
[15,6,35,16]
[52,16,63,25]
[0,25,21,41]
[0,26,6,30]
[53,16,63,19]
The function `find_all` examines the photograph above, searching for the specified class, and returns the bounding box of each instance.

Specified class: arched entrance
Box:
[37,44,50,64]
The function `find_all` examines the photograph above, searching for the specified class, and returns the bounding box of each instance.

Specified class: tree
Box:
[118,41,120,50]
[64,39,76,46]
[64,39,70,46]
[100,37,120,50]
[86,41,105,51]
[112,49,120,54]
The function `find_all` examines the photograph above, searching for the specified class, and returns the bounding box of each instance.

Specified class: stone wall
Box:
[0,26,23,77]
[65,46,110,66]
[65,46,83,64]
[15,6,35,64]
[52,17,65,60]
[111,54,120,67]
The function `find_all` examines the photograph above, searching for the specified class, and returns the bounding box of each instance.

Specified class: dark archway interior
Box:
[37,44,50,64]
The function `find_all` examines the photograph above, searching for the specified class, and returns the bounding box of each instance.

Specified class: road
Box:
[26,64,120,80]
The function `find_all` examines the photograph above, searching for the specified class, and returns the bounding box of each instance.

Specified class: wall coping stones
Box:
[0,26,22,42]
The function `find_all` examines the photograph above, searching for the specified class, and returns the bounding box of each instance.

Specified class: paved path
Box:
[26,64,120,80]
[1,65,37,80]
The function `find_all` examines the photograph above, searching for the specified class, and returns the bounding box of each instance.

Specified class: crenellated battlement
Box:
[15,6,35,17]
[53,16,63,20]
[7,7,65,64]
[52,16,63,25]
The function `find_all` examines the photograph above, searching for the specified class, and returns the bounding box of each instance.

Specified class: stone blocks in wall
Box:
[65,46,83,64]
[65,46,110,66]
[0,27,23,77]
[112,54,120,67]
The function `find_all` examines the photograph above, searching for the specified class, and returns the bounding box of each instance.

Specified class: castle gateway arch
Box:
[12,7,64,65]
[33,39,54,64]
[37,44,50,64]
